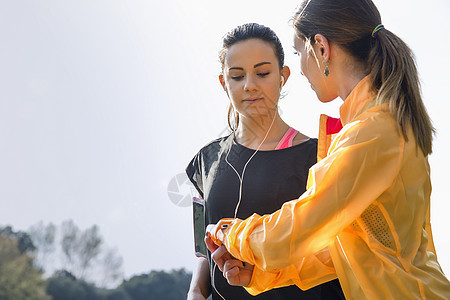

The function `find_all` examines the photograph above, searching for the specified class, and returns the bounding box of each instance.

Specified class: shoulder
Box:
[185,134,232,195]
[339,107,403,151]
[274,138,318,165]
[195,134,232,158]
[358,107,399,138]
[296,138,318,163]
[291,138,318,153]
[306,137,318,147]
[187,134,233,168]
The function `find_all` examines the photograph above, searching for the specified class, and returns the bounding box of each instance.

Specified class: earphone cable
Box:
[225,110,277,218]
[213,108,278,300]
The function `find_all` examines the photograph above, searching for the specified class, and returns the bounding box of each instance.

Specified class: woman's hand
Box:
[205,220,233,246]
[205,231,254,287]
[222,257,254,287]
[204,233,233,270]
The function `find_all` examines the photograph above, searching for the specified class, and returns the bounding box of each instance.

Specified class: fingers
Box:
[207,245,254,287]
[204,235,219,253]
[206,219,234,246]
[205,224,223,246]
[211,245,229,263]
[222,260,254,287]
[224,265,240,280]
[223,259,244,277]
[205,224,216,237]
[211,245,233,271]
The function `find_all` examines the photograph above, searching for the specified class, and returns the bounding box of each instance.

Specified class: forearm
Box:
[188,257,211,299]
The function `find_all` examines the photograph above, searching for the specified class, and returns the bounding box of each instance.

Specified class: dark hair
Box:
[293,0,434,155]
[219,23,285,131]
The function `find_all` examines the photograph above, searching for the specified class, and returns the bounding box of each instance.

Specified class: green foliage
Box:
[1,223,192,300]
[121,269,192,300]
[0,226,36,254]
[0,233,50,300]
[104,288,132,300]
[46,268,191,300]
[46,270,106,300]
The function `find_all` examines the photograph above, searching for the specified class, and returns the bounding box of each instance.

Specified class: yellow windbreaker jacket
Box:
[217,77,450,299]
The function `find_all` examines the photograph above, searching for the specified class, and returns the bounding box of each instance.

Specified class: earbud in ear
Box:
[281,77,285,86]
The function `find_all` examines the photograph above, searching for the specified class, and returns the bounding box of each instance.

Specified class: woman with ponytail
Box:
[206,0,450,299]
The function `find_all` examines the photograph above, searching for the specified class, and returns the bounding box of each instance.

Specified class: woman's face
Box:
[220,39,287,121]
[293,34,336,102]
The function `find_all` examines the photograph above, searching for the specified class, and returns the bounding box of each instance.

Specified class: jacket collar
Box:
[339,76,377,126]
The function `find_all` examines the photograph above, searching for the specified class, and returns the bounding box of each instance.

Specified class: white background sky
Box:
[0,0,449,282]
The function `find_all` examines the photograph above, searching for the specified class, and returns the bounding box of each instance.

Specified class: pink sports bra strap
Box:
[275,127,299,150]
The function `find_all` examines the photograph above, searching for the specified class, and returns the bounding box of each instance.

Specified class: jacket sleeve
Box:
[244,247,338,295]
[222,111,404,272]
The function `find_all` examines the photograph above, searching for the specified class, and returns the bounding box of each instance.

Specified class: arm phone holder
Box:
[192,197,207,258]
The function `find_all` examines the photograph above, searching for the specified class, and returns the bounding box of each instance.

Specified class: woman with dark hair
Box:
[206,1,450,299]
[186,23,345,299]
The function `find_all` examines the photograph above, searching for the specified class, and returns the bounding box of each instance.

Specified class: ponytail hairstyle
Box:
[219,23,285,132]
[293,0,434,155]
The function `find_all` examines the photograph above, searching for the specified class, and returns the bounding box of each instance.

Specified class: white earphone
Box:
[281,76,285,86]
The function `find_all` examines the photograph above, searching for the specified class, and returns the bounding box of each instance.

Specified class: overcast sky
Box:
[0,0,449,281]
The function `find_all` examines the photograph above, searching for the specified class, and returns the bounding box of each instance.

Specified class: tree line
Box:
[0,221,191,300]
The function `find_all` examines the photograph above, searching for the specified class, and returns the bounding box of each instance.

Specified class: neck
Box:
[333,52,368,100]
[234,110,289,150]
[337,71,367,100]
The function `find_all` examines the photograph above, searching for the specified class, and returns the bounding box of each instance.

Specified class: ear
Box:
[313,34,331,63]
[280,66,291,87]
[219,74,226,91]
